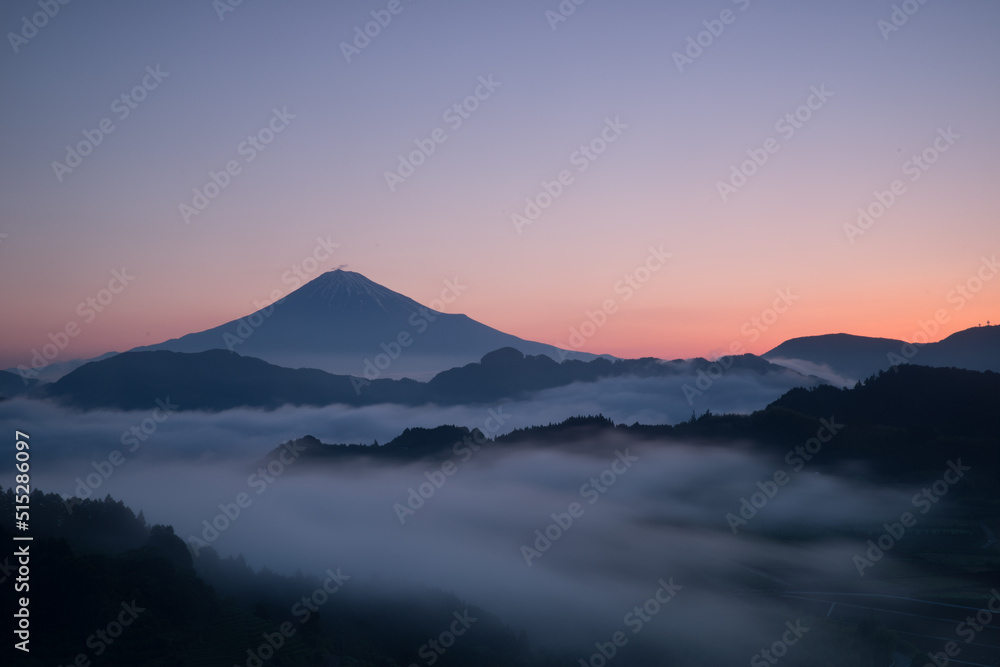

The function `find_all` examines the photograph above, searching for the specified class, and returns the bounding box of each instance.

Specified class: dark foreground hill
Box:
[0,489,535,667]
[274,365,1000,488]
[0,484,912,667]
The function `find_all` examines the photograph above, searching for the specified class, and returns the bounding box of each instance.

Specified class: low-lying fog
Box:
[3,374,945,662]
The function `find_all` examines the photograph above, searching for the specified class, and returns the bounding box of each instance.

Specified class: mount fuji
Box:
[131,270,599,379]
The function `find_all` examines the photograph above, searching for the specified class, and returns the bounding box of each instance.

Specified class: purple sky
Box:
[2,0,999,368]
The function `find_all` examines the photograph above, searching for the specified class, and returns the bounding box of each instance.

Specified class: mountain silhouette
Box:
[264,365,999,485]
[42,347,817,412]
[130,269,598,379]
[0,369,39,398]
[42,349,420,411]
[763,325,1000,383]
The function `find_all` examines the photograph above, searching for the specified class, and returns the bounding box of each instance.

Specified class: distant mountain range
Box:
[7,270,997,388]
[764,325,1000,384]
[40,346,815,412]
[129,269,599,380]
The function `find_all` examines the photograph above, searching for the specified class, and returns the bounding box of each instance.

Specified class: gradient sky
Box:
[2,0,998,369]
